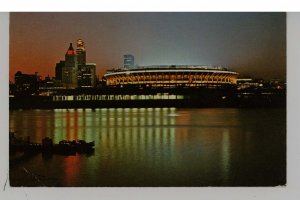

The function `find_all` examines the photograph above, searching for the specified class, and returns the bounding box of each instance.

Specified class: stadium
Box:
[103,65,238,88]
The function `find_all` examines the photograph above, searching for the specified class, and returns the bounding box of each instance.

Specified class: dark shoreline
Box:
[9,94,286,110]
[9,87,286,110]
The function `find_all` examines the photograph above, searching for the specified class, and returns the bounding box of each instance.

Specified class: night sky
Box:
[9,12,286,81]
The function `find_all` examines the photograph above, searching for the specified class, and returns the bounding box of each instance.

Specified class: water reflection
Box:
[64,155,80,186]
[9,108,286,186]
[221,129,230,183]
[93,108,178,172]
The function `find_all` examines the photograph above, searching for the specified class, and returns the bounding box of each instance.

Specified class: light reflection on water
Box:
[9,108,286,186]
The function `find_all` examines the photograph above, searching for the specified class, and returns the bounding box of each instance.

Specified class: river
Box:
[9,108,286,186]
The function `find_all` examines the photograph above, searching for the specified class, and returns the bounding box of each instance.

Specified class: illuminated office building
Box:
[55,39,96,88]
[75,39,97,88]
[76,39,86,65]
[61,43,78,89]
[77,63,96,88]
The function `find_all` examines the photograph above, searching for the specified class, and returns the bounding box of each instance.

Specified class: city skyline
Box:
[7,12,287,189]
[10,12,286,81]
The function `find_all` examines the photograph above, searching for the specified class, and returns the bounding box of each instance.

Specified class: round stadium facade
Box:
[103,65,238,88]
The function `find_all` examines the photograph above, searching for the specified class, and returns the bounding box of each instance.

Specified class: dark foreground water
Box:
[9,108,286,186]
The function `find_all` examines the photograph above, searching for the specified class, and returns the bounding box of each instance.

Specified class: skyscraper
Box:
[77,63,96,88]
[55,39,96,88]
[76,39,86,65]
[62,43,78,88]
[55,60,65,81]
[76,39,97,88]
[123,54,134,68]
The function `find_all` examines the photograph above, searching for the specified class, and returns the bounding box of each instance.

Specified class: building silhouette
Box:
[76,39,86,65]
[78,63,96,88]
[14,71,39,95]
[55,39,96,88]
[61,43,78,89]
[55,60,65,81]
[123,54,134,68]
[76,39,96,88]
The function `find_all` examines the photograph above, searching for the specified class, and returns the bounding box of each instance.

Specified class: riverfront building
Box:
[55,39,97,89]
[55,61,65,81]
[77,63,96,88]
[76,39,86,65]
[14,71,39,95]
[62,43,78,89]
[104,65,238,89]
[76,39,97,88]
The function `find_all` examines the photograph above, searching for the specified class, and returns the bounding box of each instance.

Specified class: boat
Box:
[10,133,95,156]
